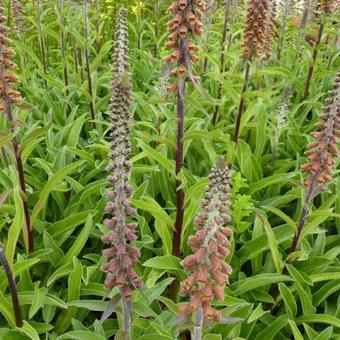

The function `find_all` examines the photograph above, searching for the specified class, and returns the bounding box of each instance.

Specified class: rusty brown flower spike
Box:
[11,0,23,34]
[179,158,233,323]
[263,0,277,60]
[241,0,269,60]
[101,8,142,301]
[163,0,204,93]
[0,9,22,110]
[301,73,340,188]
[0,5,34,253]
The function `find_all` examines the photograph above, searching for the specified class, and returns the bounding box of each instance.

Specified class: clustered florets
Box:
[179,159,233,322]
[241,0,269,60]
[163,0,204,93]
[0,6,22,113]
[11,0,23,34]
[301,73,340,187]
[101,8,142,300]
[263,0,277,59]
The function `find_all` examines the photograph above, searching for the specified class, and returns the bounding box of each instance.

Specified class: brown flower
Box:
[180,158,233,322]
[262,0,277,59]
[241,0,269,60]
[163,0,204,92]
[301,73,340,188]
[0,6,22,110]
[101,8,142,300]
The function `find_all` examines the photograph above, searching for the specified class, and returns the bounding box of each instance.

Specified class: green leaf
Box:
[6,189,24,268]
[31,161,84,225]
[296,314,340,328]
[143,256,183,273]
[254,315,289,340]
[29,287,48,319]
[138,141,175,175]
[58,214,93,267]
[133,196,174,229]
[16,321,40,340]
[0,291,15,328]
[57,330,107,340]
[278,283,297,318]
[263,206,297,233]
[253,209,282,273]
[287,266,315,315]
[249,173,296,194]
[288,320,304,340]
[231,274,293,296]
[247,304,268,323]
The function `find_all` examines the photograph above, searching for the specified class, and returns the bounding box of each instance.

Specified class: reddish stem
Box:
[173,78,186,257]
[0,247,23,327]
[234,60,251,143]
[303,23,324,100]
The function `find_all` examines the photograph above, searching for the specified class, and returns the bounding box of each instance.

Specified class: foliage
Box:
[0,0,339,339]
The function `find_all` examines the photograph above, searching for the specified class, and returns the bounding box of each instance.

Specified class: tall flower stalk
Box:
[290,72,340,253]
[101,9,142,340]
[0,245,22,327]
[84,0,96,127]
[212,0,232,125]
[179,159,234,339]
[163,0,204,257]
[11,0,23,35]
[234,0,269,143]
[277,0,291,60]
[302,1,336,100]
[58,0,69,92]
[0,6,33,253]
[36,0,48,89]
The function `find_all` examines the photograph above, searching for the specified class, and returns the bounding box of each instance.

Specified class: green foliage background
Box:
[0,0,339,339]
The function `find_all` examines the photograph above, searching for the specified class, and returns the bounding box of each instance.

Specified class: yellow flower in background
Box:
[132,1,144,16]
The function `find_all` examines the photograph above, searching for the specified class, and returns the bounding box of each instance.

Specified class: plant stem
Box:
[302,23,324,100]
[212,0,231,125]
[36,0,48,89]
[121,293,132,340]
[59,0,69,92]
[173,77,186,257]
[3,96,33,253]
[153,0,160,57]
[192,305,204,340]
[84,0,96,128]
[289,181,315,253]
[233,59,251,143]
[277,0,290,61]
[0,247,23,327]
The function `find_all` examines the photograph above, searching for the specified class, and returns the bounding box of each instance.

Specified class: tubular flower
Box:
[179,159,233,322]
[240,0,269,60]
[262,0,277,60]
[101,8,142,300]
[301,73,340,188]
[11,0,23,34]
[163,0,204,92]
[0,6,22,112]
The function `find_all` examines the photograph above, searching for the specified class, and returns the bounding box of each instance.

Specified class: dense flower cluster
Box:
[163,0,204,93]
[241,0,269,60]
[301,73,340,187]
[101,8,142,300]
[263,0,277,59]
[11,0,23,34]
[179,159,233,322]
[0,6,22,113]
